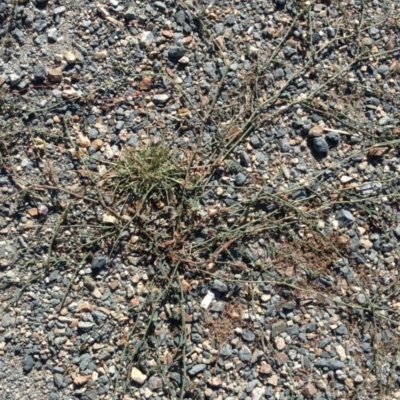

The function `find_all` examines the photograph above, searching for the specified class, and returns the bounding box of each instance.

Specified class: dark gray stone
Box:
[336,325,348,335]
[326,27,336,38]
[311,33,321,44]
[170,372,183,385]
[47,28,57,43]
[53,373,64,389]
[53,6,66,15]
[239,345,252,362]
[14,345,22,355]
[242,329,256,342]
[137,14,147,24]
[313,137,329,154]
[240,151,251,167]
[280,139,290,152]
[18,79,30,90]
[84,276,96,292]
[212,279,228,293]
[73,42,88,56]
[148,375,163,390]
[214,23,225,35]
[82,389,99,400]
[78,320,94,332]
[326,131,341,146]
[286,324,299,336]
[250,136,261,149]
[23,354,35,373]
[33,35,46,45]
[283,46,296,58]
[210,301,226,312]
[255,151,266,164]
[115,121,124,130]
[79,353,92,371]
[1,313,14,328]
[282,302,296,311]
[328,360,344,370]
[220,344,232,358]
[168,46,186,62]
[13,29,25,44]
[191,333,202,343]
[235,172,247,186]
[369,27,379,36]
[175,10,186,25]
[225,14,236,26]
[124,6,136,20]
[361,342,371,352]
[88,128,99,139]
[319,337,332,348]
[336,210,356,227]
[9,74,21,87]
[187,364,206,376]
[377,64,390,76]
[98,352,111,361]
[34,19,48,32]
[92,310,107,324]
[378,115,391,125]
[382,242,394,252]
[140,31,154,47]
[154,1,167,10]
[271,321,287,338]
[245,379,259,393]
[314,358,328,368]
[91,255,107,270]
[274,68,285,78]
[306,321,317,333]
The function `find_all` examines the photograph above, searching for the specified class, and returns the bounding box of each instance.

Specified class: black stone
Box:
[91,255,107,271]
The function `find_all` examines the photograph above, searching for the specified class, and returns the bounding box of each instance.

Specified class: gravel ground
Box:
[1,0,400,399]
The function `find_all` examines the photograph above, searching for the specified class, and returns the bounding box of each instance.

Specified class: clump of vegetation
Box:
[108,143,186,203]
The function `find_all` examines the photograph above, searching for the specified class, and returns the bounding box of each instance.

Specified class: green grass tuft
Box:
[109,143,186,203]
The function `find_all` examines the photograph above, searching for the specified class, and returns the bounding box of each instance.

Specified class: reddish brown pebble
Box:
[309,124,324,137]
[27,208,38,217]
[139,76,153,91]
[47,67,63,82]
[302,382,317,399]
[259,361,272,375]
